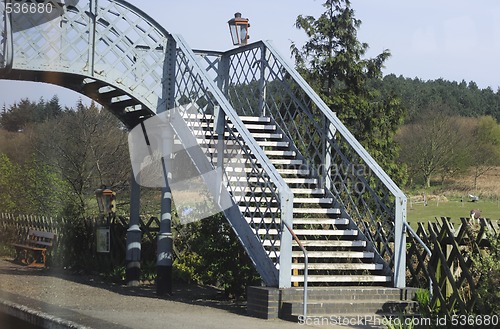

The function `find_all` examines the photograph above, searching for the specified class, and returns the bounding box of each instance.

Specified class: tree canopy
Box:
[291,0,407,184]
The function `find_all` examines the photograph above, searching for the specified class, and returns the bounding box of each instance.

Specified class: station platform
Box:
[0,258,382,329]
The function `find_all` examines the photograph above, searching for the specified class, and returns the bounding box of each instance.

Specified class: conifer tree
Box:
[291,0,407,184]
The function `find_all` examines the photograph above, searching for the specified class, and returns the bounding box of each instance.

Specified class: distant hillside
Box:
[372,74,500,122]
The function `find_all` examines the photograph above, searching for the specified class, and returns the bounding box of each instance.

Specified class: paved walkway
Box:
[0,259,381,329]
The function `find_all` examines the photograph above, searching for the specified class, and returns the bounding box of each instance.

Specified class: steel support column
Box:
[279,191,294,288]
[126,172,142,286]
[156,124,174,296]
[393,196,407,288]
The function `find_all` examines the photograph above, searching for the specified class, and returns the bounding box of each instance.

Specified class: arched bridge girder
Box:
[1,0,173,129]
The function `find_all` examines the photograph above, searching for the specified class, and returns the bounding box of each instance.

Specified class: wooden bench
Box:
[12,229,56,268]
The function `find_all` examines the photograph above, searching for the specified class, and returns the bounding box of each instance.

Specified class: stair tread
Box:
[283,178,318,184]
[293,197,333,204]
[291,263,383,270]
[277,168,310,175]
[257,229,358,236]
[257,141,289,147]
[290,251,374,258]
[270,159,303,165]
[291,188,325,194]
[239,206,340,215]
[263,239,366,247]
[291,218,349,224]
[290,275,391,282]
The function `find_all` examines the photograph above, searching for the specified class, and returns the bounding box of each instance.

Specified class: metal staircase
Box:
[182,113,391,285]
[1,1,408,291]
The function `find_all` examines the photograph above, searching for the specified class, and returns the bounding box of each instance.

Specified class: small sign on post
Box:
[96,227,111,253]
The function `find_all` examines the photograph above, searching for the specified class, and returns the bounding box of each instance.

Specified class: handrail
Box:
[403,222,433,299]
[282,220,308,319]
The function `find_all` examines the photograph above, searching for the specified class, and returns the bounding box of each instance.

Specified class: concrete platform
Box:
[0,258,384,328]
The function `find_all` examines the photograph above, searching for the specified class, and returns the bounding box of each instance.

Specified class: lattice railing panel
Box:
[195,41,408,285]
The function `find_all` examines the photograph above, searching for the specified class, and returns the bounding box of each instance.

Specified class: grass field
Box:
[406,167,500,224]
[407,198,500,224]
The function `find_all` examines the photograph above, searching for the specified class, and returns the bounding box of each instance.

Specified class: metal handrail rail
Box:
[403,222,433,299]
[282,220,308,319]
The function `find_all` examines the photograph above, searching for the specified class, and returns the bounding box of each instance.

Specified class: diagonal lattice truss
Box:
[195,41,408,282]
[1,0,170,127]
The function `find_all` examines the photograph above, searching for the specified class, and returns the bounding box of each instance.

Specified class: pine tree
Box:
[291,0,407,184]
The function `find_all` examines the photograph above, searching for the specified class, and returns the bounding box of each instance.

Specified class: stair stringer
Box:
[169,110,280,287]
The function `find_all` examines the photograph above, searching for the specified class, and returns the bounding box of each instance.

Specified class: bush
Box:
[173,213,261,299]
[472,233,500,315]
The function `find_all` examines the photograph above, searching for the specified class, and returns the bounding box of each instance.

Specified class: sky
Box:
[1,0,500,108]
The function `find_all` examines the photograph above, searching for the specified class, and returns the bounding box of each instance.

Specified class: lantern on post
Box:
[95,187,116,253]
[228,12,250,46]
[95,188,116,217]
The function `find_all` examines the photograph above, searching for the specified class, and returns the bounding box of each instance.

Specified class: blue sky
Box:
[1,0,500,107]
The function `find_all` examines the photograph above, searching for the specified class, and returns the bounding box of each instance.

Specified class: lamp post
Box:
[228,12,250,46]
[95,187,116,253]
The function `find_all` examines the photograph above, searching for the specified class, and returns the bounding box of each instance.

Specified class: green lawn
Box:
[407,198,500,224]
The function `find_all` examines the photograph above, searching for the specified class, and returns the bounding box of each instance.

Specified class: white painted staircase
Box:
[183,113,391,286]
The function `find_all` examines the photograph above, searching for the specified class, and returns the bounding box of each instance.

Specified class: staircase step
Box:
[290,275,391,283]
[238,116,271,123]
[283,300,415,317]
[240,124,277,131]
[257,229,358,236]
[257,141,289,148]
[198,131,282,139]
[270,159,303,165]
[250,132,283,139]
[248,218,349,226]
[290,251,374,258]
[291,188,325,195]
[293,197,332,204]
[291,217,349,225]
[278,287,417,301]
[277,168,310,176]
[291,263,384,271]
[294,208,340,215]
[183,114,271,124]
[283,178,317,185]
[263,150,296,157]
[240,206,340,215]
[263,239,366,248]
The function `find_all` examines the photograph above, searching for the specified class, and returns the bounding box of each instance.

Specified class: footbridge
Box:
[1,0,408,293]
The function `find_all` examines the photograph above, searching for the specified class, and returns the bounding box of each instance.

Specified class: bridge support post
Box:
[157,124,174,296]
[126,173,142,286]
[393,196,407,288]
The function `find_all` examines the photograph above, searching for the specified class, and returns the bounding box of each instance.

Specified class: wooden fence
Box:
[2,213,498,315]
[406,217,499,316]
[0,213,160,271]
